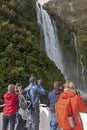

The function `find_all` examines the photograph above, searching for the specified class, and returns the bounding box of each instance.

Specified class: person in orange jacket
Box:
[56,81,87,130]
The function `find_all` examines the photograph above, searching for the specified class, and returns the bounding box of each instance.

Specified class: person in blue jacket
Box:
[28,78,46,130]
[47,81,63,130]
[24,76,36,91]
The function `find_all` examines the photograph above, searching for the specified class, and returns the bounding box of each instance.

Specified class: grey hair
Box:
[8,84,15,93]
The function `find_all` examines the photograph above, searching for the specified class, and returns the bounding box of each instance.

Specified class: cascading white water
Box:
[73,32,80,87]
[73,32,86,91]
[38,0,51,5]
[80,55,86,90]
[36,2,67,79]
[36,1,87,92]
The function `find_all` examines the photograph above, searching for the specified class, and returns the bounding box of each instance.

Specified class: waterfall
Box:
[80,55,86,90]
[73,32,80,88]
[73,32,86,91]
[69,2,74,12]
[38,0,51,5]
[36,2,87,92]
[36,2,66,79]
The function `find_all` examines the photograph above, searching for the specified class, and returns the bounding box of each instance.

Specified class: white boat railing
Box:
[0,104,87,130]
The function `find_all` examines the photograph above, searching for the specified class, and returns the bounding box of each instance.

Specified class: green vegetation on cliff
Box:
[0,0,64,100]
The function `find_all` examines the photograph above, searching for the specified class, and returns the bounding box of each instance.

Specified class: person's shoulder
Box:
[31,84,38,91]
[29,82,33,86]
[48,90,54,96]
[48,90,53,93]
[14,93,19,99]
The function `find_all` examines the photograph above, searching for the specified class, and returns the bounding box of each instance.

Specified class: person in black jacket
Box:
[47,81,63,130]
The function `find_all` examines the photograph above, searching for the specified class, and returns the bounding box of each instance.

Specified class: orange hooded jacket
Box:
[56,90,87,130]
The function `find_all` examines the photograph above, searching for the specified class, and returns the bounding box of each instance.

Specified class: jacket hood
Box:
[4,92,14,100]
[60,90,76,99]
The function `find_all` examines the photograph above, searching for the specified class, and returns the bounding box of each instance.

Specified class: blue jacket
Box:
[25,82,45,107]
[30,85,45,107]
[47,89,62,113]
[24,82,35,91]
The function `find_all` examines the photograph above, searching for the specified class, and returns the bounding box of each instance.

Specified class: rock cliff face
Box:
[44,0,87,91]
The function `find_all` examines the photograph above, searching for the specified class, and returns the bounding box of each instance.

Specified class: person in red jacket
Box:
[56,81,87,130]
[2,84,19,130]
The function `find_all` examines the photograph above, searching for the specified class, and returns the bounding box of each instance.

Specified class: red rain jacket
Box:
[3,92,19,116]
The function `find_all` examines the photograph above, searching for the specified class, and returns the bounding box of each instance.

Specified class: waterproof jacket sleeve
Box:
[77,96,87,112]
[30,85,45,103]
[33,85,46,95]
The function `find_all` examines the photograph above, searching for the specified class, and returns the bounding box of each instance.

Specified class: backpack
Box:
[56,97,75,129]
[19,89,32,110]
